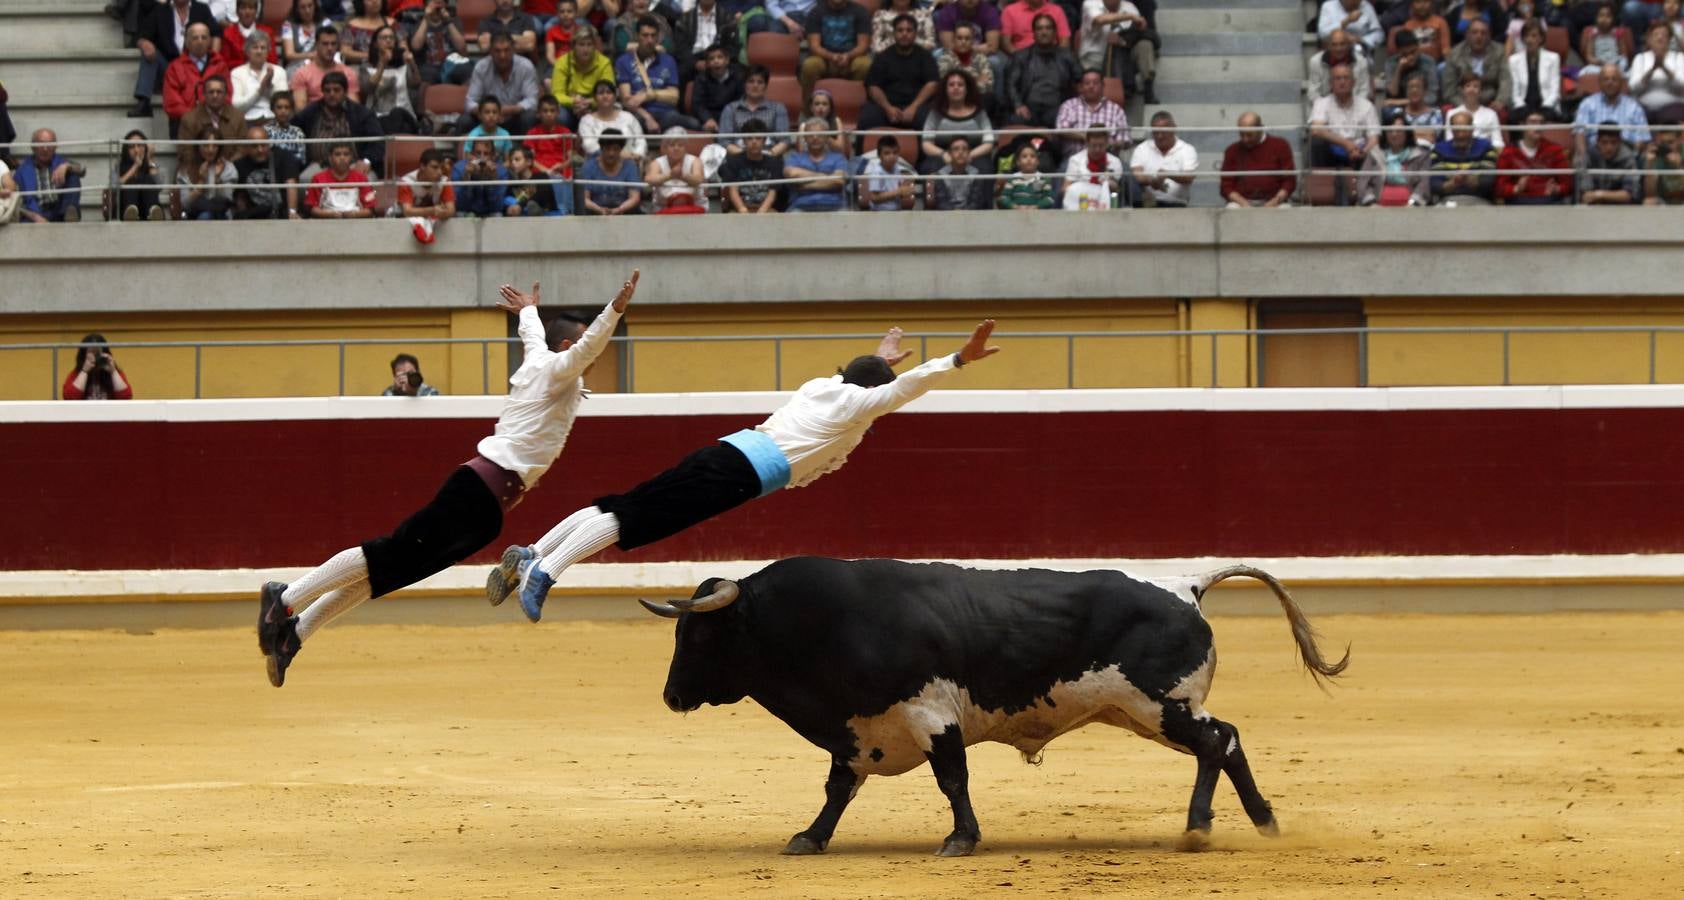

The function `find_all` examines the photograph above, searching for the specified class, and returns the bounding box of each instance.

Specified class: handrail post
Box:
[482,340,490,394]
[1067,334,1075,388]
[1651,330,1659,385]
[338,343,346,397]
[1209,333,1218,387]
[774,338,782,390]
[194,345,202,399]
[1358,328,1369,387]
[1502,331,1510,386]
[920,334,928,363]
[50,347,60,400]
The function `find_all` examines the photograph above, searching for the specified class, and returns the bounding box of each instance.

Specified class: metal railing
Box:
[11,325,1684,400]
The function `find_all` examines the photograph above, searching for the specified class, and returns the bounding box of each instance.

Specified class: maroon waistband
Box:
[465,455,526,513]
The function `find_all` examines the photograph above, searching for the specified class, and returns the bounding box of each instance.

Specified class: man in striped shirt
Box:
[1056,69,1130,158]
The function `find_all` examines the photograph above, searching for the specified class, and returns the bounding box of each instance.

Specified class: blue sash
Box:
[720,429,791,497]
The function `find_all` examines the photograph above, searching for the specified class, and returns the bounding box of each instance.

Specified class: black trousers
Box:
[361,466,505,598]
[594,442,761,551]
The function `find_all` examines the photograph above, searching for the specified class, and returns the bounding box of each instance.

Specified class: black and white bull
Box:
[640,557,1348,857]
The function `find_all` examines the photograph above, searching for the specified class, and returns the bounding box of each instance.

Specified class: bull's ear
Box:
[639,598,683,618]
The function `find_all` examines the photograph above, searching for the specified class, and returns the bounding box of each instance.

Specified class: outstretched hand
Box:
[958,319,1001,364]
[612,268,640,313]
[495,282,541,314]
[874,326,914,367]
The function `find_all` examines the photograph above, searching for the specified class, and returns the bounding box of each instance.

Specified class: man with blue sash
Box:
[487,320,1002,621]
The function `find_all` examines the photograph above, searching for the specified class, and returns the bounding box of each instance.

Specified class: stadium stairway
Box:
[2,0,159,213]
[1150,0,1305,207]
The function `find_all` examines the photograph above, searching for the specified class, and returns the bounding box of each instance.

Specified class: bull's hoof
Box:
[781,834,827,855]
[1176,829,1211,852]
[1256,818,1280,838]
[936,836,977,857]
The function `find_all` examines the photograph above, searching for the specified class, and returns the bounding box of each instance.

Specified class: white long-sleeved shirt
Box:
[754,352,960,488]
[477,301,622,489]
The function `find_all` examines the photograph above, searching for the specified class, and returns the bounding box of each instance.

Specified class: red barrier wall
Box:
[7,406,1684,570]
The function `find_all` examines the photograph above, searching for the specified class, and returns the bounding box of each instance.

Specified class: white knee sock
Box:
[537,508,620,580]
[282,546,370,607]
[532,505,604,558]
[295,579,372,643]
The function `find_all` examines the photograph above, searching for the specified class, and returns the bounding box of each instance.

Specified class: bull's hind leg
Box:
[925,724,981,857]
[1160,705,1277,849]
[782,759,865,855]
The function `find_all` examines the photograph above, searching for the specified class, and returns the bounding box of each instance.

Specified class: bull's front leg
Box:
[925,724,981,857]
[782,758,864,855]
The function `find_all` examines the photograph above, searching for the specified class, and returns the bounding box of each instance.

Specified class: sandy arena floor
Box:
[2,609,1682,898]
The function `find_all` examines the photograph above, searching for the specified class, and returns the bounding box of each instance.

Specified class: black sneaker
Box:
[258,581,291,654]
[266,615,301,688]
[127,99,153,118]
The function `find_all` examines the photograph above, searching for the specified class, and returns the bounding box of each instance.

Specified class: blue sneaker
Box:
[486,545,536,607]
[516,559,554,623]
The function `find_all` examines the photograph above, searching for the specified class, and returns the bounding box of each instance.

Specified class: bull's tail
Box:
[1195,565,1350,687]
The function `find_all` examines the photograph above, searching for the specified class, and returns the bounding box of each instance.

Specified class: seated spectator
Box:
[307,141,379,218]
[1220,112,1295,207]
[165,24,233,139]
[527,95,578,180]
[463,33,540,135]
[579,130,645,214]
[1643,124,1684,202]
[1581,125,1642,202]
[760,0,817,39]
[16,129,86,223]
[362,25,423,134]
[1390,0,1452,61]
[132,0,218,119]
[479,0,540,55]
[1629,21,1684,121]
[718,67,791,156]
[1430,110,1499,205]
[997,143,1056,208]
[1310,64,1380,173]
[609,0,673,57]
[1447,0,1510,46]
[1358,110,1432,205]
[174,125,239,219]
[232,31,289,124]
[1380,29,1436,107]
[1002,0,1070,53]
[675,0,738,84]
[1573,64,1653,155]
[872,0,937,54]
[1580,3,1635,75]
[293,26,363,108]
[721,120,784,212]
[113,129,166,221]
[939,22,998,104]
[922,71,995,173]
[266,92,307,166]
[179,75,246,173]
[579,80,649,158]
[1399,71,1445,144]
[1130,110,1195,207]
[861,134,918,209]
[927,134,993,209]
[692,47,745,134]
[1444,72,1506,149]
[1661,0,1684,52]
[783,119,850,211]
[1319,0,1384,55]
[452,139,519,216]
[220,0,278,69]
[465,97,517,157]
[1062,128,1122,209]
[937,2,1007,99]
[64,335,134,401]
[799,0,873,93]
[1443,20,1510,112]
[505,145,554,215]
[1055,68,1128,160]
[552,29,615,129]
[411,0,470,87]
[1508,19,1563,124]
[294,71,387,173]
[1496,110,1573,204]
[647,128,707,214]
[1006,13,1081,127]
[233,124,303,218]
[1079,0,1156,103]
[805,90,850,155]
[341,0,397,66]
[617,16,699,133]
[282,0,333,76]
[383,354,440,396]
[400,147,457,241]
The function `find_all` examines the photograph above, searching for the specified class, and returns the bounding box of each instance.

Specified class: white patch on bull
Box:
[842,667,1178,777]
[1138,574,1205,609]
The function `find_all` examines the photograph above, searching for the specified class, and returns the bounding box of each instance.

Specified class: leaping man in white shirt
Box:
[488,319,1003,621]
[256,271,641,686]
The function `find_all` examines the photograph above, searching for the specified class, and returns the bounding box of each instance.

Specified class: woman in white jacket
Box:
[1507,20,1561,124]
[1629,21,1684,124]
[230,31,290,124]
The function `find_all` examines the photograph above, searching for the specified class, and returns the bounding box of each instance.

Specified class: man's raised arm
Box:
[848,319,1001,419]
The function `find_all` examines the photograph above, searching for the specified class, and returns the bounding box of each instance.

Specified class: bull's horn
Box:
[669,580,740,613]
[639,598,683,618]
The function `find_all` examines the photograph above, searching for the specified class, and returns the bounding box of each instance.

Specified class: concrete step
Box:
[0,52,140,100]
[1140,102,1302,131]
[1153,80,1301,106]
[1,0,113,14]
[1156,7,1306,34]
[1155,53,1305,83]
[8,104,168,155]
[1163,32,1302,57]
[0,12,122,53]
[1175,0,1300,8]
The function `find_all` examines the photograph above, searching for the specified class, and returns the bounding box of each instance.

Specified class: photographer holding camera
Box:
[63,333,134,400]
[381,353,440,396]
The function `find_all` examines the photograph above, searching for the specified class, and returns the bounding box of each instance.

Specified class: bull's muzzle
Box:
[637,581,740,617]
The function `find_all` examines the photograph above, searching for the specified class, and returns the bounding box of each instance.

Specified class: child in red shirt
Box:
[526,95,577,178]
[544,0,582,63]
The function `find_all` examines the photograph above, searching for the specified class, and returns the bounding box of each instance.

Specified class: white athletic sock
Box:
[295,579,372,643]
[532,505,604,558]
[537,509,620,580]
[282,546,370,607]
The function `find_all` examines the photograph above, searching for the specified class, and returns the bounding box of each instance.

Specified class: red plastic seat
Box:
[747,32,801,77]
